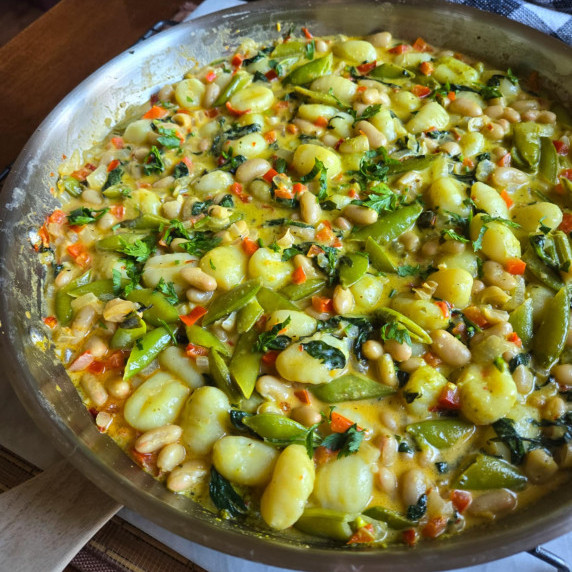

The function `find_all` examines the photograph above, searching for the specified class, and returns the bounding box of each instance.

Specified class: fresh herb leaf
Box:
[356,104,382,121]
[253,70,270,83]
[300,158,328,201]
[219,194,234,208]
[122,259,143,297]
[191,199,214,216]
[352,184,400,213]
[305,39,315,60]
[143,146,165,175]
[229,410,254,432]
[173,161,189,179]
[218,152,247,173]
[491,418,539,465]
[242,46,273,67]
[112,268,122,296]
[179,231,222,257]
[154,277,178,305]
[67,207,109,226]
[254,317,292,352]
[225,123,261,140]
[316,315,373,361]
[209,467,247,518]
[441,228,469,243]
[155,123,181,148]
[398,441,414,454]
[301,340,347,369]
[102,166,123,191]
[321,424,364,458]
[508,353,531,374]
[118,235,155,263]
[397,264,422,277]
[407,494,427,521]
[403,391,420,404]
[380,320,412,345]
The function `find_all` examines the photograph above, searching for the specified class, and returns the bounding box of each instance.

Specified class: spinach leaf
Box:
[407,493,427,521]
[191,199,214,216]
[491,418,540,465]
[254,317,292,352]
[508,353,531,373]
[67,207,109,226]
[321,424,364,458]
[143,146,165,175]
[209,467,247,518]
[225,123,261,140]
[102,166,123,191]
[300,158,328,201]
[173,161,189,179]
[154,123,181,148]
[301,340,346,369]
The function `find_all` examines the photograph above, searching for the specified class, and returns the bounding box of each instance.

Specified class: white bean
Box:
[135,424,182,454]
[430,330,472,367]
[299,191,321,225]
[157,443,186,473]
[235,158,271,184]
[167,460,209,493]
[81,373,108,407]
[180,266,217,291]
[401,468,428,507]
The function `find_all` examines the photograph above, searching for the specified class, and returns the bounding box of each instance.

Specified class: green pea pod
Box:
[271,41,305,57]
[127,288,180,326]
[387,155,438,176]
[363,506,415,530]
[554,231,572,270]
[54,270,92,326]
[110,315,146,349]
[243,413,308,443]
[454,454,527,491]
[236,298,264,333]
[214,72,251,106]
[509,298,533,348]
[513,122,541,172]
[192,211,244,231]
[68,279,116,301]
[376,307,432,344]
[351,204,423,243]
[124,326,172,379]
[311,373,395,403]
[539,136,558,184]
[102,186,131,199]
[294,508,355,541]
[186,324,231,357]
[339,253,369,288]
[406,419,475,449]
[256,286,298,312]
[533,286,569,371]
[229,329,262,398]
[209,349,241,403]
[561,177,572,207]
[292,86,340,107]
[96,233,147,251]
[287,52,333,85]
[120,213,169,229]
[57,176,82,197]
[203,280,262,326]
[369,63,414,80]
[522,248,564,292]
[281,279,326,301]
[365,237,397,273]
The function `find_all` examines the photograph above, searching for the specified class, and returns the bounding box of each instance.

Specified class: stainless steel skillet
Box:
[0,1,571,570]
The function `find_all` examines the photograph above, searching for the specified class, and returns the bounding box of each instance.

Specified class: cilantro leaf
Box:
[191,199,214,216]
[441,229,469,243]
[356,104,382,121]
[209,467,247,518]
[160,220,191,246]
[143,146,165,175]
[254,317,292,352]
[67,207,109,226]
[154,123,181,148]
[301,340,346,369]
[305,39,315,60]
[118,235,155,263]
[154,277,178,305]
[380,320,412,345]
[179,231,221,257]
[353,184,400,213]
[321,424,364,458]
[397,264,422,277]
[300,158,328,201]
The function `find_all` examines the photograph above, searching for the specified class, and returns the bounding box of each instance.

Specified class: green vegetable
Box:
[406,493,427,521]
[110,313,146,349]
[209,467,247,518]
[533,285,569,370]
[351,204,423,242]
[214,72,251,106]
[509,298,533,348]
[243,413,311,445]
[363,506,415,530]
[271,41,305,57]
[57,176,82,197]
[179,231,222,256]
[124,326,172,379]
[369,63,414,80]
[102,166,123,191]
[366,237,398,273]
[376,307,432,344]
[321,424,364,458]
[301,340,346,369]
[186,324,230,357]
[67,207,109,226]
[126,288,180,326]
[513,122,541,172]
[539,136,558,183]
[292,86,339,106]
[286,52,333,85]
[209,349,241,402]
[280,279,326,301]
[352,185,400,214]
[203,279,262,326]
[454,454,527,490]
[54,270,92,326]
[406,419,475,449]
[68,278,116,301]
[143,146,165,175]
[229,329,262,399]
[256,286,298,312]
[96,232,148,251]
[338,253,369,288]
[236,298,264,333]
[154,277,178,305]
[120,213,170,229]
[294,508,355,541]
[386,154,438,176]
[491,418,539,465]
[311,373,395,403]
[254,317,291,352]
[522,248,564,291]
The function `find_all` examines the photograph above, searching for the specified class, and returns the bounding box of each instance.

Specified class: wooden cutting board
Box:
[0,0,184,172]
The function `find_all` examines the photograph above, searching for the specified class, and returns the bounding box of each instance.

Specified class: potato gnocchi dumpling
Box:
[41,26,572,550]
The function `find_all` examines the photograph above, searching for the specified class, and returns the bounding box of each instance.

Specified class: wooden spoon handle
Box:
[0,459,121,572]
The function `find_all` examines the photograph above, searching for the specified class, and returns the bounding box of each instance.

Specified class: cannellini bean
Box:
[383,339,412,363]
[482,260,516,291]
[235,158,271,184]
[167,460,209,493]
[334,216,352,231]
[291,405,322,427]
[468,489,516,518]
[333,285,355,315]
[543,396,566,421]
[512,365,534,395]
[440,141,462,156]
[376,467,397,495]
[354,120,387,148]
[449,96,482,117]
[401,468,428,507]
[84,335,107,358]
[71,305,97,337]
[81,373,108,407]
[399,357,425,373]
[157,443,186,472]
[378,353,398,388]
[299,191,321,225]
[135,424,183,453]
[186,288,214,304]
[107,377,131,399]
[485,105,504,119]
[204,82,221,108]
[368,31,392,47]
[180,266,217,292]
[343,204,378,226]
[552,364,572,386]
[362,340,384,360]
[430,330,471,367]
[378,434,398,467]
[260,444,315,530]
[524,449,559,484]
[490,166,529,188]
[256,375,291,402]
[95,411,113,432]
[537,110,556,124]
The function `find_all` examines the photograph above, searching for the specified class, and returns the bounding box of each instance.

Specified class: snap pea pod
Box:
[271,41,305,57]
[513,122,540,171]
[120,213,169,229]
[539,136,558,183]
[286,52,333,85]
[561,177,572,207]
[192,211,244,231]
[214,72,251,106]
[454,454,527,491]
[311,373,395,403]
[339,253,369,288]
[363,506,415,530]
[294,508,355,541]
[96,233,147,251]
[376,307,432,344]
[351,204,423,243]
[509,298,533,348]
[533,285,569,371]
[243,413,309,443]
[554,231,572,269]
[365,237,397,273]
[209,349,241,403]
[54,270,92,326]
[203,279,262,326]
[186,324,231,357]
[126,288,179,326]
[68,279,116,301]
[369,63,414,80]
[281,278,326,301]
[292,86,339,107]
[124,326,172,379]
[236,298,264,333]
[406,419,475,449]
[110,314,146,349]
[386,154,438,176]
[229,329,262,398]
[256,286,298,312]
[522,248,564,291]
[102,186,132,199]
[57,176,82,197]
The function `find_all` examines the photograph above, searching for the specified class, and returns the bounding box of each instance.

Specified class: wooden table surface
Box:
[0,0,184,172]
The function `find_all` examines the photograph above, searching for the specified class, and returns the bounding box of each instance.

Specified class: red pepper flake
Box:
[437,382,460,411]
[71,163,96,182]
[205,70,217,83]
[262,168,279,183]
[411,84,431,99]
[347,523,375,544]
[180,306,208,327]
[42,316,57,329]
[292,182,307,195]
[68,351,95,372]
[357,61,377,74]
[388,44,410,54]
[185,343,209,359]
[265,69,279,82]
[66,243,91,268]
[506,332,523,347]
[301,27,313,40]
[450,490,472,513]
[87,360,106,374]
[553,140,569,156]
[311,295,333,314]
[294,389,311,405]
[205,108,219,118]
[107,159,120,172]
[314,116,329,128]
[402,528,418,547]
[447,91,456,101]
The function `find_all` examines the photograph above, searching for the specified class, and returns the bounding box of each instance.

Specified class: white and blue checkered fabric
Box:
[448,0,572,45]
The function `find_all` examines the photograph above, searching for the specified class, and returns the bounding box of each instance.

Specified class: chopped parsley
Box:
[321,424,364,458]
[154,277,178,305]
[143,146,165,175]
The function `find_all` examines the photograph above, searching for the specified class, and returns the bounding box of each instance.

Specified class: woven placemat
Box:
[0,445,206,572]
